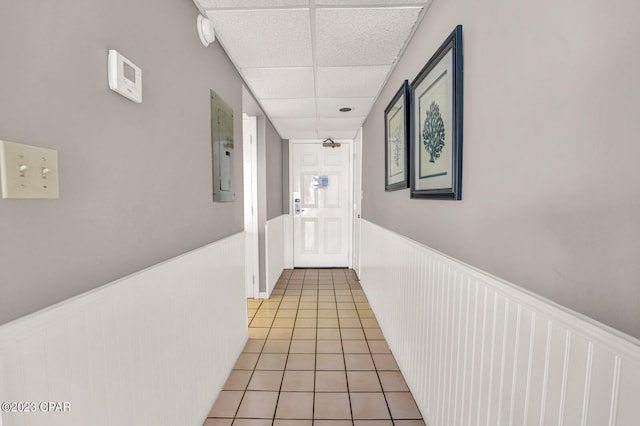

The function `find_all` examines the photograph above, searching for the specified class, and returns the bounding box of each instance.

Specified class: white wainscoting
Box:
[264,214,288,298]
[360,220,640,426]
[0,233,247,426]
[284,214,293,270]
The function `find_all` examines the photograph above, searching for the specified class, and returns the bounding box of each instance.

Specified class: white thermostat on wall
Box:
[108,49,142,103]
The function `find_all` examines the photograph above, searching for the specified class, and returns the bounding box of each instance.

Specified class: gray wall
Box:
[282,140,290,215]
[266,125,284,221]
[362,0,640,338]
[0,0,247,324]
[259,120,285,291]
[241,88,284,222]
[257,116,268,293]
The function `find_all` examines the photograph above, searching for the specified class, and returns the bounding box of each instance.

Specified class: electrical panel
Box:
[210,89,235,202]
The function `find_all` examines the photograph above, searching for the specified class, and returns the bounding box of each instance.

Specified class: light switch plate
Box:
[0,140,59,199]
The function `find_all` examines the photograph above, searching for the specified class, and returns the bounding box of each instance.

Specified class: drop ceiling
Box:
[193,0,431,140]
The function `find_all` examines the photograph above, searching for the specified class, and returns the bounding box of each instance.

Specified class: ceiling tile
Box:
[243,67,315,99]
[260,98,316,118]
[317,97,375,117]
[316,7,422,66]
[316,66,390,98]
[193,0,429,140]
[286,131,321,140]
[200,0,309,8]
[318,117,366,131]
[271,118,318,139]
[286,131,321,139]
[317,129,359,139]
[316,0,429,5]
[207,9,312,68]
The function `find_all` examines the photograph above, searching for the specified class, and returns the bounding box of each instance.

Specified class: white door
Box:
[291,141,352,267]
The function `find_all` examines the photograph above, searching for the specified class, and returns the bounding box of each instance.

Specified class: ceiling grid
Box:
[196,0,431,139]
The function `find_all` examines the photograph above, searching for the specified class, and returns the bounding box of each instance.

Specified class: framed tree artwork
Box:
[410,25,463,199]
[384,80,410,191]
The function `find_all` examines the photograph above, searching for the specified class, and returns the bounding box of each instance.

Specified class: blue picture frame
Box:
[410,25,463,200]
[384,80,410,191]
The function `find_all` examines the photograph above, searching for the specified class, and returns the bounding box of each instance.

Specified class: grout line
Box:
[310,268,318,423]
[351,269,394,424]
[207,269,425,425]
[231,296,268,421]
[333,269,355,426]
[269,270,294,425]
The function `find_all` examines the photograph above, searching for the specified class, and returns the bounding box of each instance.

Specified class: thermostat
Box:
[108,49,142,103]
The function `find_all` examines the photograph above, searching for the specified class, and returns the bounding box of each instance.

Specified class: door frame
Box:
[242,114,259,298]
[287,139,354,269]
[352,129,363,276]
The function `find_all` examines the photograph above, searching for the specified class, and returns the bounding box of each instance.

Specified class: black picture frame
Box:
[384,80,410,191]
[410,25,463,199]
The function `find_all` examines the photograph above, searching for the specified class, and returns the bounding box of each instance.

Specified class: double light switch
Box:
[0,140,59,199]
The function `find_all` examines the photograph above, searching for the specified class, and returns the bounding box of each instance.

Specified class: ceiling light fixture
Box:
[197,14,216,47]
[339,107,352,112]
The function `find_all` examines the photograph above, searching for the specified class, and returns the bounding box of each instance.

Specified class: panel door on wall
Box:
[291,141,352,268]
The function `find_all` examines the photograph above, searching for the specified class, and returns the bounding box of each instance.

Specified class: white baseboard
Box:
[0,233,247,426]
[360,220,640,426]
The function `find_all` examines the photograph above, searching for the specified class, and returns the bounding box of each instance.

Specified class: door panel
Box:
[292,141,351,267]
[324,174,341,208]
[303,151,318,166]
[325,219,342,253]
[301,218,319,253]
[325,150,343,166]
[302,173,318,207]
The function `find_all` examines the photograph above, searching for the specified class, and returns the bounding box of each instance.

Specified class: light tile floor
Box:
[204,269,425,426]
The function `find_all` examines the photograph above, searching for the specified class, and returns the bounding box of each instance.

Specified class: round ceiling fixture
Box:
[339,107,352,112]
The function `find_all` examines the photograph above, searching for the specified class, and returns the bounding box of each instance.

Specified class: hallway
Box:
[205,269,425,426]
